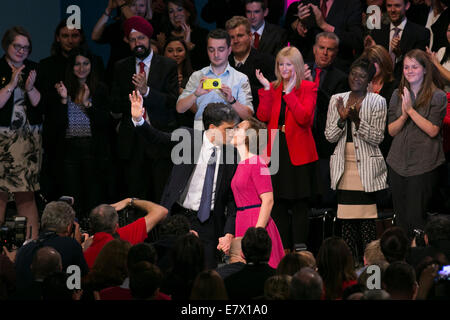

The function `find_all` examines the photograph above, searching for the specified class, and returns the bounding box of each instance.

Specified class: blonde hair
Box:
[364,239,386,265]
[225,16,251,34]
[127,0,153,20]
[274,46,304,90]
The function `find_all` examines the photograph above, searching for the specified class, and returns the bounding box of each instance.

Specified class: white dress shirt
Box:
[181,132,221,211]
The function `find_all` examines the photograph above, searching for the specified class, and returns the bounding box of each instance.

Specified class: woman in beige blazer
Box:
[325,58,388,264]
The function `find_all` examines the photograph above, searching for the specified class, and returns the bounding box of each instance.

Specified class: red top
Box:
[84,217,148,269]
[256,80,318,166]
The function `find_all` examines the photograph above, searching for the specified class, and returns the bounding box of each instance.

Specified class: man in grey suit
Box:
[245,0,287,57]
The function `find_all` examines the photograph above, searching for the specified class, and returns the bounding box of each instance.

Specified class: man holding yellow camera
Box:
[176,29,254,130]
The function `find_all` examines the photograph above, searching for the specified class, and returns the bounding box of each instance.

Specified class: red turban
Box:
[123,16,154,39]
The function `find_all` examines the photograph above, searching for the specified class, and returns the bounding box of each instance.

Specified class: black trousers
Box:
[172,204,218,269]
[389,166,440,237]
[341,219,377,263]
[62,137,103,220]
[271,198,309,250]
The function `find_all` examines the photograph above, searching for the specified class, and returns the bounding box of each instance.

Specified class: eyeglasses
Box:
[12,44,30,53]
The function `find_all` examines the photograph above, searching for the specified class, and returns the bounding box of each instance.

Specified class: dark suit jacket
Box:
[224,263,275,299]
[229,48,276,113]
[111,54,178,160]
[407,5,450,52]
[307,62,349,159]
[286,0,363,71]
[258,22,288,57]
[371,19,430,79]
[135,124,238,239]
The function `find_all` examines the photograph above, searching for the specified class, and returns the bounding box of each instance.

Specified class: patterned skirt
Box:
[0,102,42,193]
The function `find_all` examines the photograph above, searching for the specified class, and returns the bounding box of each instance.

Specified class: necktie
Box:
[253,32,260,49]
[321,0,328,18]
[236,62,243,69]
[314,68,322,88]
[197,147,217,223]
[390,27,401,66]
[139,61,147,120]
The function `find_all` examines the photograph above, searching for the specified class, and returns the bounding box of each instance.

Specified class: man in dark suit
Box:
[285,0,363,72]
[224,227,275,299]
[130,94,240,269]
[305,31,348,208]
[111,16,178,202]
[245,0,287,57]
[225,16,276,114]
[365,0,430,80]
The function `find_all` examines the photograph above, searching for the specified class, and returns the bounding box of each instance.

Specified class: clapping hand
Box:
[25,70,37,92]
[401,86,412,117]
[55,81,68,100]
[81,83,91,107]
[336,96,349,120]
[9,65,25,89]
[129,90,145,122]
[304,64,313,82]
[132,72,148,96]
[391,35,401,57]
[426,46,439,65]
[255,69,270,90]
[285,72,297,94]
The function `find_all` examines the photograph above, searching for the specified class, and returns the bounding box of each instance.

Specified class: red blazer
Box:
[256,80,318,166]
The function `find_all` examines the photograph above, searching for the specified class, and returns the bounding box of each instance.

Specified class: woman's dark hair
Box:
[441,22,450,65]
[317,237,356,300]
[1,26,33,55]
[51,18,86,56]
[190,270,228,300]
[350,58,377,83]
[65,47,100,102]
[169,233,205,282]
[163,36,194,83]
[380,226,410,263]
[244,117,267,155]
[276,253,309,276]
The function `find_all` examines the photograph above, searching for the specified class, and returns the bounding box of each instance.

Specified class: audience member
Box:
[12,246,62,300]
[129,261,164,300]
[364,239,387,266]
[92,0,155,82]
[290,267,324,300]
[52,47,113,220]
[285,0,364,71]
[83,197,168,268]
[256,46,319,252]
[224,227,275,299]
[276,252,313,276]
[230,118,285,268]
[407,216,450,267]
[14,201,88,292]
[426,22,450,89]
[245,0,287,57]
[225,15,276,114]
[190,269,228,300]
[325,58,387,263]
[0,26,42,240]
[112,16,178,202]
[360,44,398,159]
[304,31,349,208]
[216,237,246,280]
[157,0,209,70]
[161,233,205,300]
[386,49,446,237]
[41,271,80,300]
[317,237,357,299]
[131,97,240,269]
[365,0,430,79]
[163,36,195,127]
[176,28,253,130]
[380,226,410,263]
[263,274,292,300]
[383,260,418,299]
[362,289,391,300]
[83,239,131,299]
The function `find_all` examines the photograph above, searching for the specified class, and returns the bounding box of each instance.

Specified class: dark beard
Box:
[133,45,151,59]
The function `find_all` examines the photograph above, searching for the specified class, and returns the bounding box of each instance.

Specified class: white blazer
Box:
[325,92,388,193]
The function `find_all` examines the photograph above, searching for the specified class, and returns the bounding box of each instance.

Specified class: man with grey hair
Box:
[290,267,324,300]
[14,201,88,292]
[305,32,348,209]
[83,197,168,269]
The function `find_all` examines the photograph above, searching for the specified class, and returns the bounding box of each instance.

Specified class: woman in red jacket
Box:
[255,46,319,252]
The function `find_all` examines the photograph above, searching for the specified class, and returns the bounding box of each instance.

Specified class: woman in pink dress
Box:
[230,117,285,268]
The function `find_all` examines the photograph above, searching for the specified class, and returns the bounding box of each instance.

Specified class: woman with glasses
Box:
[0,26,42,240]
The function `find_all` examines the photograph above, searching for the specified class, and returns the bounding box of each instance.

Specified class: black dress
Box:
[270,92,320,200]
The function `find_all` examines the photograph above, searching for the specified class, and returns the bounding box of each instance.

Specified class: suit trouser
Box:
[388,166,440,238]
[172,204,218,269]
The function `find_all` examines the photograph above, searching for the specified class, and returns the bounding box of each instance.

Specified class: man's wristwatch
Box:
[129,197,138,207]
[229,97,237,105]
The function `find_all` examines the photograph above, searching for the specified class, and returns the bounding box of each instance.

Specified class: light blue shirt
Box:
[178,63,253,121]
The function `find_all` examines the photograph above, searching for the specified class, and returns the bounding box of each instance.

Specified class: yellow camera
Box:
[203,78,222,90]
